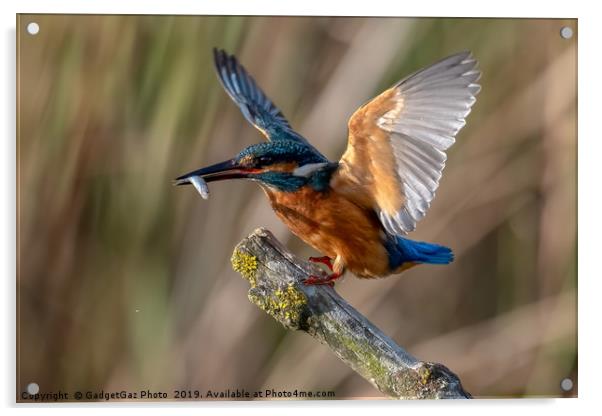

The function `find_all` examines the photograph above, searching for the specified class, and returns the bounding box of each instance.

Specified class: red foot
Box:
[302,271,342,286]
[308,256,333,271]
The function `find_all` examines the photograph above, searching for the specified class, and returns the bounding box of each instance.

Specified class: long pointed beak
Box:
[173,158,255,186]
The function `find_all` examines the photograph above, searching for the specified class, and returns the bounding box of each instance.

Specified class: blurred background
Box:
[17,15,577,399]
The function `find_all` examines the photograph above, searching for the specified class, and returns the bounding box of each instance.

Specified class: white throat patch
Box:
[292,162,328,177]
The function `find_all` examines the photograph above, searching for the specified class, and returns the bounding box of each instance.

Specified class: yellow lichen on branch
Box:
[231,250,258,287]
[248,283,307,327]
[231,248,307,328]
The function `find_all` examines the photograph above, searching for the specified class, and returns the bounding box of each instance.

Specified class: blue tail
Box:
[385,235,454,270]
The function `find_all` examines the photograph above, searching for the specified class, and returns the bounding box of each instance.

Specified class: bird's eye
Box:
[258,156,271,165]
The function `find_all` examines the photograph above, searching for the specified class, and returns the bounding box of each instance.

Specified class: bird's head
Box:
[175,140,337,193]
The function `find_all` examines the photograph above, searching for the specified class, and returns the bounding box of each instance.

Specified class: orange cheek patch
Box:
[266,162,298,173]
[241,168,263,174]
[241,162,297,175]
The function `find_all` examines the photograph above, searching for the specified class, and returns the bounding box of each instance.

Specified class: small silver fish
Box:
[188,175,210,200]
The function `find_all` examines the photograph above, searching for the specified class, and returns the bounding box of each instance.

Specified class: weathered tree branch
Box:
[231,228,471,399]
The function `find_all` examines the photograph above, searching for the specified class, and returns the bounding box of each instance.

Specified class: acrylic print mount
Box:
[17,14,577,402]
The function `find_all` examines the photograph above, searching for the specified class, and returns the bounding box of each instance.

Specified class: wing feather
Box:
[334,51,481,235]
[213,48,310,145]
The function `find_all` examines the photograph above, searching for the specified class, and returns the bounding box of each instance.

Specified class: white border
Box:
[3,1,599,415]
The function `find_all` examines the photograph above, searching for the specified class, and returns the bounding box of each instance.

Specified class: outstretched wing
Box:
[213,48,308,144]
[334,51,481,235]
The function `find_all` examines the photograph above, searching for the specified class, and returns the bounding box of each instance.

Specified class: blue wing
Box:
[213,48,309,145]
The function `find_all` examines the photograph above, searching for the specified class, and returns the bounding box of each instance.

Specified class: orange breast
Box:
[262,185,391,278]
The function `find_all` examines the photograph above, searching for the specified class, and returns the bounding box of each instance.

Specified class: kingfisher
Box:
[175,48,480,285]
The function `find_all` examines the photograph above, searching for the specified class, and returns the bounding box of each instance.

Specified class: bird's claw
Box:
[302,272,341,286]
[305,256,341,285]
[308,256,334,271]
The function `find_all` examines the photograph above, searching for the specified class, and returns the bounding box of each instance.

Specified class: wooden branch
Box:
[231,228,471,399]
